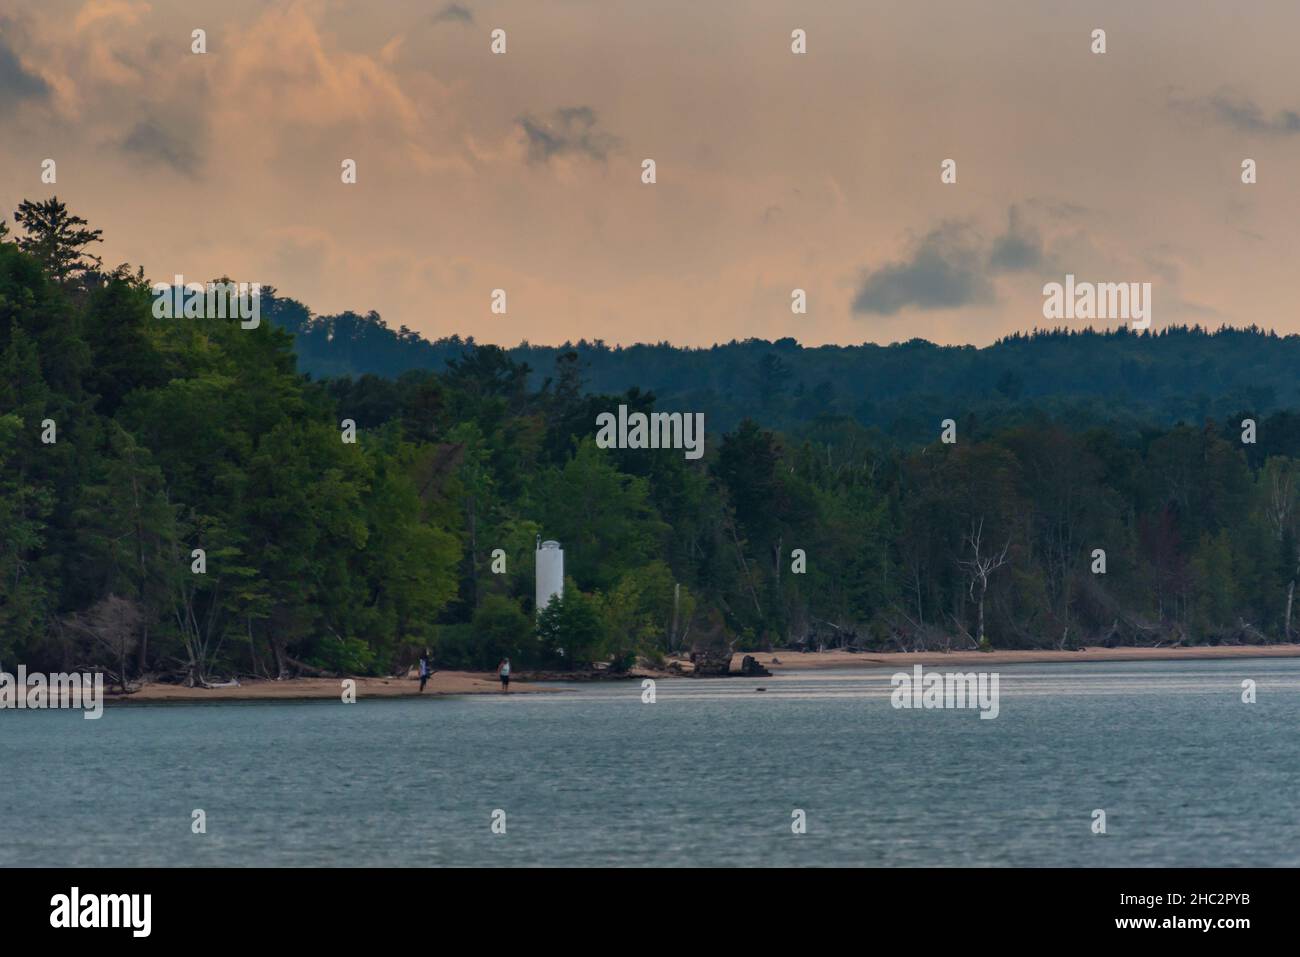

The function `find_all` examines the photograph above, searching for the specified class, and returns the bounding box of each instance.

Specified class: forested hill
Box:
[268,295,1300,436]
[6,201,1300,692]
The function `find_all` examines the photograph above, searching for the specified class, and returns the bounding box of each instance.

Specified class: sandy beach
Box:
[106,644,1300,703]
[111,670,548,703]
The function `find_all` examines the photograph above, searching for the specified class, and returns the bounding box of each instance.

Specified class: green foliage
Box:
[536,588,604,669]
[532,439,666,592]
[308,634,377,675]
[595,561,677,668]
[273,306,1300,441]
[5,199,1300,687]
[0,205,462,680]
[467,594,534,669]
[13,197,103,283]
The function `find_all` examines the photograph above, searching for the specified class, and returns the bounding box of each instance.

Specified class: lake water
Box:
[3,659,1298,867]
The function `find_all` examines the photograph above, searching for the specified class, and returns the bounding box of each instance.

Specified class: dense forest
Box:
[278,303,1300,439]
[3,198,1300,688]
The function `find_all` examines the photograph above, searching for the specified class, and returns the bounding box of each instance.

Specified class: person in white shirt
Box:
[497,657,511,693]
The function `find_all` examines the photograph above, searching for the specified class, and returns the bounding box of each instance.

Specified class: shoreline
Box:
[104,644,1300,703]
[728,644,1300,672]
[108,671,550,703]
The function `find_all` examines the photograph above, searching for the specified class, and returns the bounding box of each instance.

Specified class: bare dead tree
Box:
[957,517,1010,647]
[62,595,143,692]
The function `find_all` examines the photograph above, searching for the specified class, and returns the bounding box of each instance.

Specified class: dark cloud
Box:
[1171,88,1300,136]
[852,222,994,315]
[988,205,1044,273]
[0,34,49,108]
[517,106,619,164]
[120,119,201,176]
[432,4,474,26]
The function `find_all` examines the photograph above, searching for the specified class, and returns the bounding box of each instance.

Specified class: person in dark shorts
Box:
[418,654,432,692]
[497,657,511,692]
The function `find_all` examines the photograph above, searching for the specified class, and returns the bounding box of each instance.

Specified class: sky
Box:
[1,0,1297,348]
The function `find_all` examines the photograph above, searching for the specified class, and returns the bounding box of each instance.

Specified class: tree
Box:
[1260,457,1300,639]
[471,594,533,670]
[995,368,1024,400]
[0,413,54,662]
[596,562,677,669]
[532,439,666,592]
[536,588,604,669]
[755,353,793,409]
[72,420,176,675]
[14,197,103,282]
[62,595,143,692]
[958,518,1010,649]
[1190,530,1236,636]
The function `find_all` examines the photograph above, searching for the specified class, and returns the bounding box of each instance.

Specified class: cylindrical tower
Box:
[535,539,564,613]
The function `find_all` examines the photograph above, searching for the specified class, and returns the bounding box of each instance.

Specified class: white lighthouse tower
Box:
[535,537,564,614]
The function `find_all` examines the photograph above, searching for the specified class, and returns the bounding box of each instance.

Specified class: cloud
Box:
[73,0,151,33]
[852,222,994,315]
[219,5,423,133]
[0,33,49,107]
[517,106,619,164]
[854,205,1063,315]
[432,4,474,25]
[988,205,1045,273]
[1170,88,1300,136]
[120,119,201,175]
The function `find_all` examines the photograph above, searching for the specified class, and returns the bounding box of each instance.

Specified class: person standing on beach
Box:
[418,654,431,692]
[497,657,511,693]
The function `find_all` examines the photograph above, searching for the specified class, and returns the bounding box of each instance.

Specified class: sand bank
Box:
[110,670,548,703]
[106,645,1300,702]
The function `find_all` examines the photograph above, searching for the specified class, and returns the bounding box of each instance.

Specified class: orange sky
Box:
[2,0,1297,347]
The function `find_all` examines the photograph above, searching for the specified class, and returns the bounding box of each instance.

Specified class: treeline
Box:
[3,200,1299,690]
[272,304,1300,438]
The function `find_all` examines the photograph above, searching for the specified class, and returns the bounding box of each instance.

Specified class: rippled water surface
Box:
[3,659,1298,866]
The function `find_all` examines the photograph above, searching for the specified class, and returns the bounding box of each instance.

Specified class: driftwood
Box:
[1219,619,1269,646]
[284,656,332,677]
